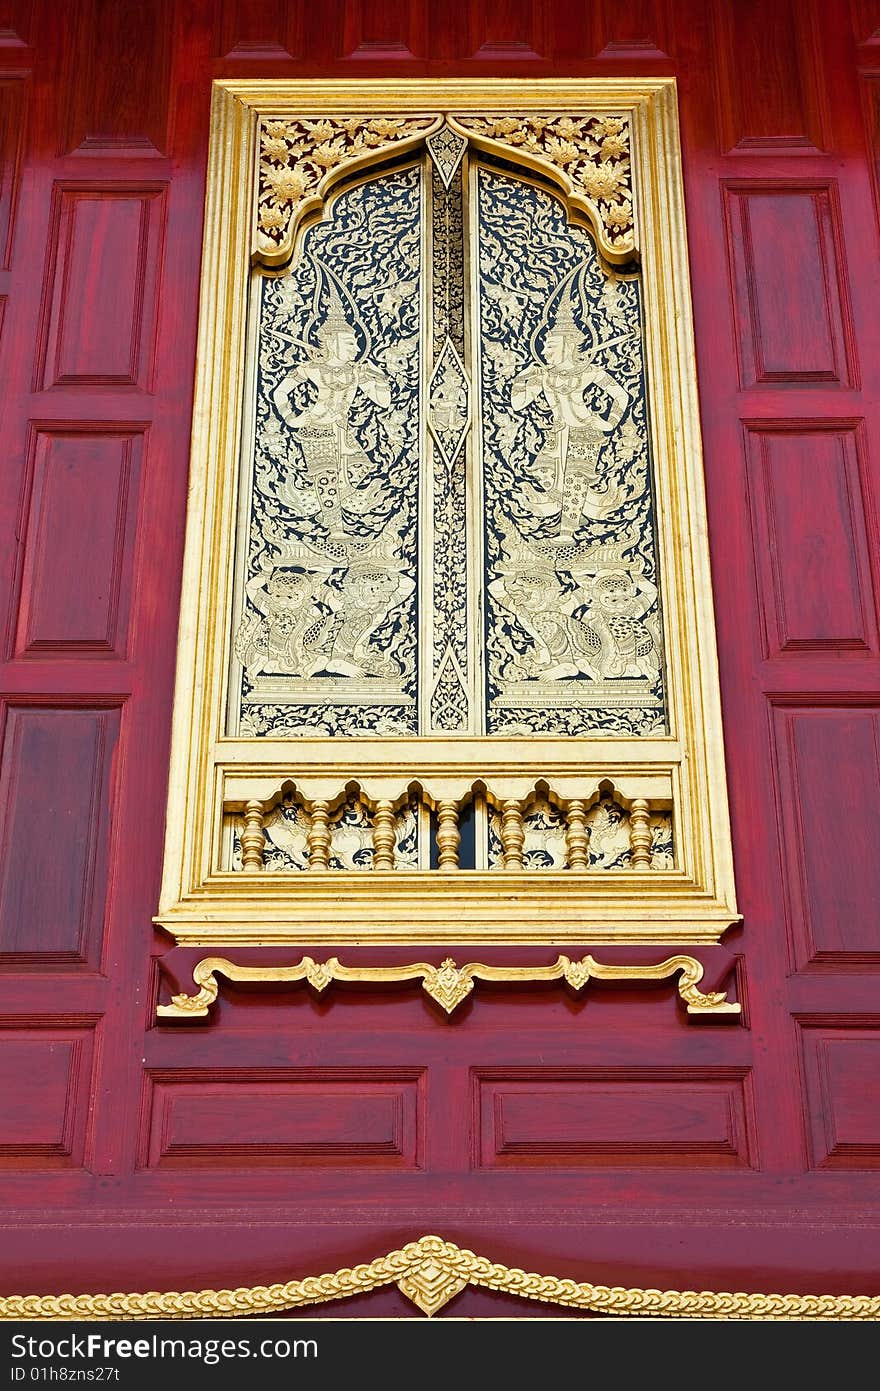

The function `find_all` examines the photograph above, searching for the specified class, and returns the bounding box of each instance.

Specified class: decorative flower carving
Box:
[454,113,634,257]
[256,115,439,261]
[255,112,635,264]
[421,958,474,1013]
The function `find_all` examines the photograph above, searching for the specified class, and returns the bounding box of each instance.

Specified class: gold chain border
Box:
[2,1234,877,1321]
[156,953,741,1020]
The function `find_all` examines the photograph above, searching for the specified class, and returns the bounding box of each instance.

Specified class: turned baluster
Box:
[307,799,331,871]
[436,799,460,872]
[566,798,589,870]
[372,799,397,871]
[240,799,265,871]
[629,798,653,869]
[500,799,525,871]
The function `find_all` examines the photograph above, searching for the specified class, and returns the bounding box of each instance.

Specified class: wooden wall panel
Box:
[851,0,880,46]
[467,0,546,59]
[36,187,165,390]
[773,707,880,967]
[745,423,876,655]
[63,0,171,155]
[142,1069,423,1168]
[217,0,303,59]
[800,1027,880,1167]
[580,0,670,60]
[0,705,120,965]
[13,429,143,658]
[0,72,26,269]
[713,0,827,152]
[725,184,856,387]
[343,0,425,58]
[0,2,32,48]
[0,0,877,1307]
[0,1021,95,1167]
[474,1069,753,1168]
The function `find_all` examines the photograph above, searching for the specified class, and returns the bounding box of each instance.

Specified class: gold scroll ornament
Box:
[1,1235,876,1321]
[156,952,740,1019]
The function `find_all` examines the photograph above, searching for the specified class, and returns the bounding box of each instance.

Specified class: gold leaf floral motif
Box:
[453,113,635,259]
[304,956,337,992]
[256,115,440,263]
[166,985,217,1014]
[421,958,474,1013]
[561,956,593,990]
[396,1258,468,1316]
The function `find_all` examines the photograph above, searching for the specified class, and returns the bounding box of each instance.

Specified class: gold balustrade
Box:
[221,776,675,874]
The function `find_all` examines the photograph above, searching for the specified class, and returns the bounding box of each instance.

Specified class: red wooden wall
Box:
[1,0,879,1313]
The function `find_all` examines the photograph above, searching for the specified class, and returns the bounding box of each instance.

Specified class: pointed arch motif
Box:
[253,109,636,267]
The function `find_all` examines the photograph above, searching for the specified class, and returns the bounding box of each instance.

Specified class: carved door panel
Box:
[0,0,879,1317]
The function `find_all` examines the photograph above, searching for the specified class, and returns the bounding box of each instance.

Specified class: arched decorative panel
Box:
[155,79,738,974]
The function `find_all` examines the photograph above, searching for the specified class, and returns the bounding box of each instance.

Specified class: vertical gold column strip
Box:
[307,801,331,870]
[500,799,525,870]
[463,152,484,735]
[419,157,432,735]
[629,798,652,868]
[566,799,589,870]
[373,800,397,870]
[436,799,461,871]
[240,799,265,871]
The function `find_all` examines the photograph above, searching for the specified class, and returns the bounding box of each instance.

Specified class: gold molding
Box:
[157,951,739,1020]
[2,1235,876,1321]
[157,78,739,949]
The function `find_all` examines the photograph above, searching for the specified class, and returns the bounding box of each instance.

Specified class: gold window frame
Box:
[156,78,738,949]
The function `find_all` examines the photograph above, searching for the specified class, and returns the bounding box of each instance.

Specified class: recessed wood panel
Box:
[0,1024,94,1166]
[0,72,26,269]
[800,1027,880,1167]
[142,1070,423,1168]
[725,185,855,387]
[468,0,546,58]
[343,0,425,58]
[474,1070,753,1168]
[851,0,880,45]
[14,429,143,657]
[217,0,303,58]
[0,1,32,47]
[37,187,165,388]
[745,425,875,655]
[561,0,669,59]
[0,705,120,966]
[64,0,171,153]
[713,0,826,152]
[774,708,880,967]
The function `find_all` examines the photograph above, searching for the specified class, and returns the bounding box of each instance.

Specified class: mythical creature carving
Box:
[478,169,664,735]
[237,137,665,741]
[236,168,422,736]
